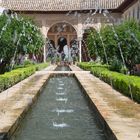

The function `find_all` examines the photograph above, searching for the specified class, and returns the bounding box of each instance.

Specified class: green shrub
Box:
[78,63,140,103]
[120,66,128,74]
[23,60,35,66]
[34,63,48,71]
[78,62,109,70]
[110,58,123,72]
[0,63,48,92]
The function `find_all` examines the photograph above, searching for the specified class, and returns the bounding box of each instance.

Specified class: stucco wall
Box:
[123,1,140,21]
[23,12,122,38]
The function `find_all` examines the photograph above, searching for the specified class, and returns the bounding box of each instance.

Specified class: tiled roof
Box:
[1,0,125,11]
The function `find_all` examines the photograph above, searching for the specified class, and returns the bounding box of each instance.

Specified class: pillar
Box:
[43,45,46,63]
[77,15,83,63]
[67,34,70,47]
[55,35,57,48]
[41,29,47,62]
[77,28,83,62]
[78,38,82,62]
[41,20,49,63]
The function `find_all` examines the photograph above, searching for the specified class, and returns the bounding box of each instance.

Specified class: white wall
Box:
[23,12,122,38]
[123,1,140,21]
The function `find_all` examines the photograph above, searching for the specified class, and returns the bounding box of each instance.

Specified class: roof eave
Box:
[5,8,122,14]
[117,0,138,12]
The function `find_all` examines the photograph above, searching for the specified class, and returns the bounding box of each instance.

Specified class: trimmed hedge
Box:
[35,63,49,71]
[0,63,48,92]
[78,63,140,103]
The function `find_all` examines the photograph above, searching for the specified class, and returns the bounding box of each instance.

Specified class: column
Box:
[77,14,83,62]
[78,38,82,62]
[43,45,46,63]
[67,34,70,62]
[55,35,57,48]
[41,20,48,63]
[67,34,70,47]
[41,31,47,62]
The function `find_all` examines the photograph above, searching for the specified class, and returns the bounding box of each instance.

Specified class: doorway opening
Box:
[57,37,67,53]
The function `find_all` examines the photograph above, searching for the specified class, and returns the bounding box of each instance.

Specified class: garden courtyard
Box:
[0,0,140,140]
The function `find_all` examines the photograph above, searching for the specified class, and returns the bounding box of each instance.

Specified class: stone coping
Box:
[0,64,140,140]
[70,65,140,140]
[0,65,56,139]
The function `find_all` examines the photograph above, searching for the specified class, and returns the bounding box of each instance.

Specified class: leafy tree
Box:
[0,13,45,74]
[87,29,105,63]
[115,20,140,71]
[87,20,140,74]
[100,25,118,63]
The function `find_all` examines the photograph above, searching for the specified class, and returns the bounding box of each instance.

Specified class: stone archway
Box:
[43,21,83,62]
[47,22,77,50]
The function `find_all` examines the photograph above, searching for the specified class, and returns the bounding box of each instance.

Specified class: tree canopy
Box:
[0,12,45,74]
[87,20,140,73]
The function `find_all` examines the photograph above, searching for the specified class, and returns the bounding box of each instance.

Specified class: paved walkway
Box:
[0,64,140,140]
[0,65,56,139]
[70,65,140,140]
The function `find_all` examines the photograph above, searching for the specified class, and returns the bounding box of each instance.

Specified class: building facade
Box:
[1,0,139,62]
[122,0,140,20]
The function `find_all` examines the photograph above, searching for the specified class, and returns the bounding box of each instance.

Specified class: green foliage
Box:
[0,13,45,74]
[35,63,49,71]
[109,57,123,72]
[115,20,140,70]
[87,29,104,62]
[0,67,36,92]
[87,20,140,73]
[23,60,35,66]
[0,63,48,92]
[78,62,109,70]
[78,63,140,103]
[120,66,128,74]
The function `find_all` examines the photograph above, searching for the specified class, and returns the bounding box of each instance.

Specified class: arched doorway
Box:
[57,37,67,53]
[47,22,77,50]
[46,22,78,62]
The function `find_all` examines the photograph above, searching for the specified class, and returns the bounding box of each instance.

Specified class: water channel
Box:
[11,67,107,140]
[55,65,71,71]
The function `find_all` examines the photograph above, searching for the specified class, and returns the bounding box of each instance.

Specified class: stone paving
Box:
[70,65,140,140]
[0,65,56,139]
[0,64,140,140]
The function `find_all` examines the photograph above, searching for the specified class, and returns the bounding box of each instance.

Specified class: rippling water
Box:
[11,76,106,140]
[55,65,71,71]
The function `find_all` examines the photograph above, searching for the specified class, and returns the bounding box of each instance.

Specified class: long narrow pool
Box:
[55,65,71,71]
[11,76,106,140]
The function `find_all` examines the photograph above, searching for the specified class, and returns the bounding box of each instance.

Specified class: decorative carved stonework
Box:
[47,22,77,47]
